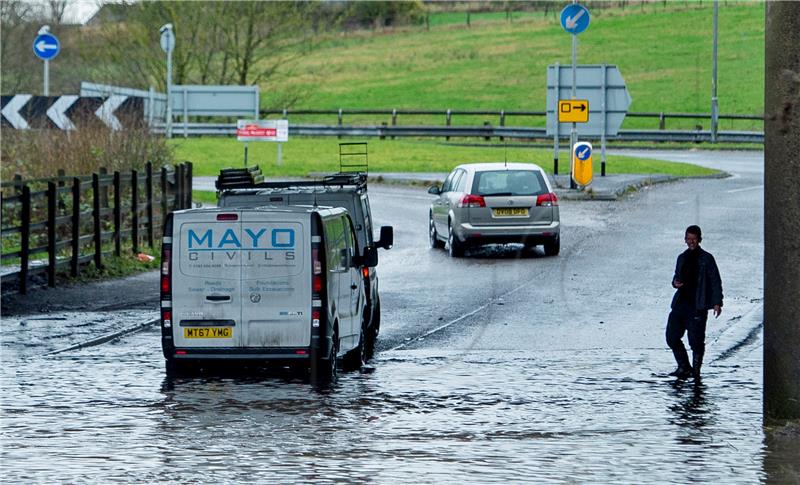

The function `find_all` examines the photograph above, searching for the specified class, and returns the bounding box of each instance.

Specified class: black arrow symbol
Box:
[576,104,587,112]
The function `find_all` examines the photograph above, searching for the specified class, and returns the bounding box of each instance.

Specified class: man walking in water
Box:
[666,225,723,380]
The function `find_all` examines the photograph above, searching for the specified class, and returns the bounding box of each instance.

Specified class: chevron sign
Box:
[1,95,144,131]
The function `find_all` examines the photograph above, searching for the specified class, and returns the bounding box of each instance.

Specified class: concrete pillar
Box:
[764,1,800,422]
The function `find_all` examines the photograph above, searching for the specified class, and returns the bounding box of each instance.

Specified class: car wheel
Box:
[543,234,560,256]
[365,298,380,360]
[343,319,366,371]
[313,326,338,384]
[448,221,465,258]
[429,214,444,249]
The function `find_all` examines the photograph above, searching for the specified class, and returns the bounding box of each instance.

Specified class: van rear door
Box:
[240,211,311,348]
[172,211,242,348]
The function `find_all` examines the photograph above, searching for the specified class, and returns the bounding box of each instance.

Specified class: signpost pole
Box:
[160,24,175,139]
[553,62,560,175]
[244,143,248,167]
[601,64,607,177]
[277,143,283,166]
[570,26,578,189]
[44,60,49,96]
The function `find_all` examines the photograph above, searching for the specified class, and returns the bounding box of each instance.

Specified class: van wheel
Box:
[313,328,338,384]
[543,235,560,256]
[165,359,190,376]
[343,324,366,372]
[365,299,380,360]
[429,214,444,249]
[448,221,464,258]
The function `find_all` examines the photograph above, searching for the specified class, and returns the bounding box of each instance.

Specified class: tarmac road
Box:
[4,149,795,484]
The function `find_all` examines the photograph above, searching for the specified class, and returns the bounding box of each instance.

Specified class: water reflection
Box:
[668,379,714,440]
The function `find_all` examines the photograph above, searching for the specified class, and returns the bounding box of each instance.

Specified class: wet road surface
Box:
[3,150,798,483]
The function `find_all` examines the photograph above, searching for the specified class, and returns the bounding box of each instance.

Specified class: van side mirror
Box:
[427,185,441,195]
[376,226,393,250]
[359,245,379,267]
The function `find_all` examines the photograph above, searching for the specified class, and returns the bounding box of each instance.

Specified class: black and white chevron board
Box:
[1,95,144,131]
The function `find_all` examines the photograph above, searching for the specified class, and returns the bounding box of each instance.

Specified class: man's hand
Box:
[713,305,722,318]
[672,279,683,288]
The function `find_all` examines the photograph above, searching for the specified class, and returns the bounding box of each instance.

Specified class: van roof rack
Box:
[215,165,367,191]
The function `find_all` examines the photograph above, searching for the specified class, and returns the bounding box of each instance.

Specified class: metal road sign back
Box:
[558,100,589,123]
[546,64,632,138]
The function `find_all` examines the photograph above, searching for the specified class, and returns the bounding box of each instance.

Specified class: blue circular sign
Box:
[33,33,60,60]
[576,144,592,161]
[560,4,591,35]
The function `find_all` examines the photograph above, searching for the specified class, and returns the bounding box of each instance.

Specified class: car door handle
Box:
[206,295,231,302]
[351,284,358,290]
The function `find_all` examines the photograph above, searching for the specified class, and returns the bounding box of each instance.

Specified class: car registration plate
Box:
[493,208,529,217]
[184,327,232,339]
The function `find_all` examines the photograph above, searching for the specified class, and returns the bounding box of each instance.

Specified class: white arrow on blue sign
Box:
[576,143,592,161]
[33,33,60,60]
[560,4,590,35]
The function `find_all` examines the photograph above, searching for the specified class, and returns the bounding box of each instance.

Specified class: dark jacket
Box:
[671,247,723,310]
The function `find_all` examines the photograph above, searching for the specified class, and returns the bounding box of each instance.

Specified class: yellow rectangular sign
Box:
[558,100,590,123]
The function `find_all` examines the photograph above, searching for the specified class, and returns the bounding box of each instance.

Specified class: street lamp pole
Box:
[711,0,719,143]
[160,24,175,139]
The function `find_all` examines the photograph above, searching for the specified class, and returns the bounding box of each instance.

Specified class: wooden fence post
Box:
[160,166,168,229]
[19,185,31,294]
[99,167,109,208]
[113,171,121,257]
[145,162,154,248]
[71,177,81,277]
[185,162,193,209]
[92,173,102,269]
[14,174,23,196]
[47,182,57,287]
[57,169,66,213]
[131,169,139,254]
[174,164,183,211]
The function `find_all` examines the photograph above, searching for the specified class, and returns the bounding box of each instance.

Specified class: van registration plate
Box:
[184,327,232,339]
[493,208,528,217]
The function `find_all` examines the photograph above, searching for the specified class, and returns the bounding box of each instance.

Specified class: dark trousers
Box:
[666,303,708,366]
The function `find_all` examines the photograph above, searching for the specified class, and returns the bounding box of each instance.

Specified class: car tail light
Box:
[458,194,486,208]
[362,267,369,279]
[536,192,559,207]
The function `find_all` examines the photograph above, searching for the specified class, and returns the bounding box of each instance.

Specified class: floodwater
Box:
[3,312,794,484]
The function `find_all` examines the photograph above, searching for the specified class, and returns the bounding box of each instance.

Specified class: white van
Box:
[160,205,379,381]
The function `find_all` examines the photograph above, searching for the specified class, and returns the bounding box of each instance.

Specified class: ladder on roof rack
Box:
[215,165,367,191]
[339,142,368,173]
[216,166,264,190]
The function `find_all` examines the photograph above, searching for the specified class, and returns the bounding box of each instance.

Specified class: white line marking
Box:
[390,278,533,351]
[725,184,763,194]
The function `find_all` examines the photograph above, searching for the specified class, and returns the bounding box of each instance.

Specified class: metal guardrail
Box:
[153,122,764,144]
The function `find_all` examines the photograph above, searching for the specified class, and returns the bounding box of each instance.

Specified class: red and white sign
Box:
[236,119,288,142]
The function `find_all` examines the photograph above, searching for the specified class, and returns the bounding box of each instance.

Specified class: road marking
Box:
[390,277,532,351]
[725,184,763,194]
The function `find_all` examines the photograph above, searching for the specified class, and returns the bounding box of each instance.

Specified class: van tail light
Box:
[362,267,369,279]
[216,213,238,221]
[458,194,485,208]
[160,247,171,295]
[536,192,559,207]
[162,310,172,328]
[313,275,322,292]
[312,309,321,328]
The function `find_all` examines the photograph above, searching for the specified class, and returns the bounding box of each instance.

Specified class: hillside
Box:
[266,2,764,131]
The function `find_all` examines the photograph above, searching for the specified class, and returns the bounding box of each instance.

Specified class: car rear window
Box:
[472,170,547,196]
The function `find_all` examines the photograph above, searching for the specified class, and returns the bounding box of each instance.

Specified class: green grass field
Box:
[263,2,764,131]
[171,136,719,179]
[174,3,758,183]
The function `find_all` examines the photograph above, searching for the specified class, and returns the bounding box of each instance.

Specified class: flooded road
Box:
[3,151,797,482]
[1,323,772,483]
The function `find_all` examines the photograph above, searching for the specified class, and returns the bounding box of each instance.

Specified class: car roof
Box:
[454,162,547,173]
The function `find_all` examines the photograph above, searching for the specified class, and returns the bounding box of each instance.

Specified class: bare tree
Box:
[48,0,68,24]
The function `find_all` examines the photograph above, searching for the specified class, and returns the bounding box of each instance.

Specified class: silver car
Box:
[428,163,560,257]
